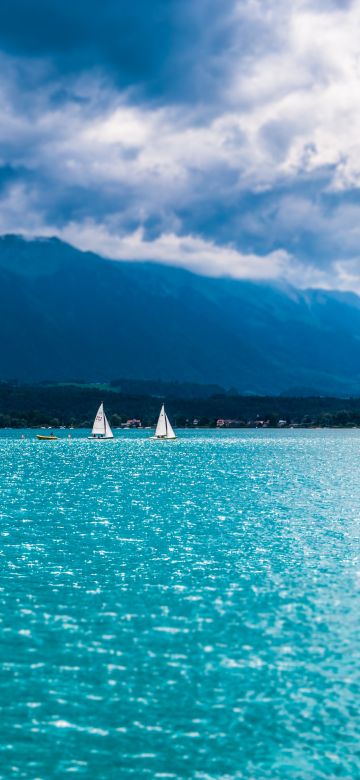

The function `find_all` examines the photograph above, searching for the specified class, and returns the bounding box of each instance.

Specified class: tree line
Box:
[1,381,360,428]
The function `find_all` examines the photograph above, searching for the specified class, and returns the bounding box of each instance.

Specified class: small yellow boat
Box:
[36,434,58,441]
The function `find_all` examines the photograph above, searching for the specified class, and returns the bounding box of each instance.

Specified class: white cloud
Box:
[54,219,360,292]
[229,0,360,187]
[1,3,360,288]
[56,221,294,280]
[1,178,360,291]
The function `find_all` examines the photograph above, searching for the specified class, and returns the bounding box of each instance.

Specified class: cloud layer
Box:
[1,0,360,289]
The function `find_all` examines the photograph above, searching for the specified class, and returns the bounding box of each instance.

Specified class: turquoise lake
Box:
[0,428,359,779]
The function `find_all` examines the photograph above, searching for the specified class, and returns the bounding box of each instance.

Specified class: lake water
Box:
[0,429,359,779]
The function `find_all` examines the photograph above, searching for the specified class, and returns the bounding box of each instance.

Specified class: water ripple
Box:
[0,429,359,778]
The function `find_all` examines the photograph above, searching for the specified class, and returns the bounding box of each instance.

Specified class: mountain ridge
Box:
[1,234,360,394]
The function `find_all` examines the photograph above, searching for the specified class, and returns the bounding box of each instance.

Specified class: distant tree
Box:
[319,413,333,427]
[79,420,92,428]
[110,413,123,427]
[334,410,351,426]
[301,414,313,426]
[265,413,279,427]
[198,417,210,427]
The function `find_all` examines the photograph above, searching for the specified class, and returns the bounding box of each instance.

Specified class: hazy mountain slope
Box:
[1,234,360,394]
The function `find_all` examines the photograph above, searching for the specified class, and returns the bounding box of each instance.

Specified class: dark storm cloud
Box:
[0,0,359,289]
[0,0,238,104]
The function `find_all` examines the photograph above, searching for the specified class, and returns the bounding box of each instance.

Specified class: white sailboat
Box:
[151,404,176,440]
[89,403,114,439]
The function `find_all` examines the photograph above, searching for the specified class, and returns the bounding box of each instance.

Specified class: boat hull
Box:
[36,435,58,441]
[88,435,114,440]
[149,436,176,440]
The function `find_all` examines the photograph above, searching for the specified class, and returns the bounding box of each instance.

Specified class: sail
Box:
[155,405,167,437]
[104,413,114,439]
[154,404,176,439]
[92,403,106,435]
[164,412,176,439]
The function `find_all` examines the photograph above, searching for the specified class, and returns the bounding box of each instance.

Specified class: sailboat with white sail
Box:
[89,403,114,440]
[151,404,176,440]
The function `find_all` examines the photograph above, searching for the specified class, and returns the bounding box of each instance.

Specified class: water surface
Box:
[0,429,359,778]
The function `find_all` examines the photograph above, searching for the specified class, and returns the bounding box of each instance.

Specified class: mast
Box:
[153,404,176,439]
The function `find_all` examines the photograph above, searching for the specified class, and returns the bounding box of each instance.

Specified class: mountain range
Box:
[1,234,360,395]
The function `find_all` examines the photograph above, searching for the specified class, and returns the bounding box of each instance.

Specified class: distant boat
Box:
[151,404,176,440]
[36,434,58,441]
[89,403,114,440]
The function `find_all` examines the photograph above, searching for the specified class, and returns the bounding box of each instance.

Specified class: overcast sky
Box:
[1,0,360,290]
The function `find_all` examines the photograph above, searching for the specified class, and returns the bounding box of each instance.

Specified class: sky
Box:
[1,0,360,290]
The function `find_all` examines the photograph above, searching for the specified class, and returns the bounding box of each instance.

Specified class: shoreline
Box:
[2,382,360,430]
[1,424,360,432]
